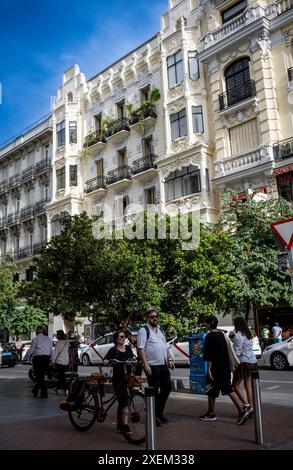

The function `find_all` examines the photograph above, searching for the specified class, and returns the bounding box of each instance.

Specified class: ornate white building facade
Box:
[0,0,292,278]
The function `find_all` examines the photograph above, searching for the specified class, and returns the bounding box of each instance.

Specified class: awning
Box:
[274,165,293,176]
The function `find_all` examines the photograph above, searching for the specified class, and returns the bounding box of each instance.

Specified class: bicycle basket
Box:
[128,375,143,388]
[89,372,108,383]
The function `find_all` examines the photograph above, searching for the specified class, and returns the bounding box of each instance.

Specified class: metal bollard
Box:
[251,370,264,445]
[145,386,156,450]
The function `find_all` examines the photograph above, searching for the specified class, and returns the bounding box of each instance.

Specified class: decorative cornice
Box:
[160,153,201,180]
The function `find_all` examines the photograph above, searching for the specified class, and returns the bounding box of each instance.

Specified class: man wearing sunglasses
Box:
[137,308,174,426]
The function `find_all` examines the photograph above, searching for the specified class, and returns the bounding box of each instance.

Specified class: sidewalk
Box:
[0,378,292,450]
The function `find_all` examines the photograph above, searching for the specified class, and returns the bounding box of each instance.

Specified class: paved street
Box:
[0,365,292,451]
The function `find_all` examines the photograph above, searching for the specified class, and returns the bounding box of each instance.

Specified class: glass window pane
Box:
[179,115,187,137]
[167,54,175,67]
[176,50,182,62]
[174,178,182,198]
[176,62,184,84]
[168,66,177,87]
[165,181,174,201]
[171,120,179,140]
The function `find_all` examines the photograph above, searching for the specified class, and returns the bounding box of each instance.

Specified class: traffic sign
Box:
[271,218,293,250]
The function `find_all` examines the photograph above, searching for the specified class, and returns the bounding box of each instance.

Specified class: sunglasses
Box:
[149,315,158,319]
[118,335,125,339]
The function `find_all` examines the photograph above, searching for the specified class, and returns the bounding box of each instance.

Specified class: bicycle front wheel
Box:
[123,390,146,444]
[68,388,97,431]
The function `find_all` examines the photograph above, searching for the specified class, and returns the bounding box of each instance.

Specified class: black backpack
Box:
[143,324,165,340]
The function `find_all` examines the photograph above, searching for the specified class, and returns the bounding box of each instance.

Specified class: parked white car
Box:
[263,336,293,370]
[218,326,262,359]
[80,332,137,366]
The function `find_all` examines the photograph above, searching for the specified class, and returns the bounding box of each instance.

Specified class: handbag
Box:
[223,333,240,372]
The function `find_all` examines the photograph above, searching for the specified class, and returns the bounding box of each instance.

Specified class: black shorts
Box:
[207,372,233,397]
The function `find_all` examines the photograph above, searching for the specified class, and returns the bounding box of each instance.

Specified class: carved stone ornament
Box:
[214,160,224,174]
[168,83,184,100]
[168,98,185,113]
[55,147,65,159]
[160,153,201,181]
[207,57,219,77]
[249,31,271,56]
[48,204,71,222]
[55,157,65,169]
[55,189,65,200]
[171,136,189,153]
[166,34,181,55]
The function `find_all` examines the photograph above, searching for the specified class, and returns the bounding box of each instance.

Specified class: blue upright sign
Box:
[189,332,209,394]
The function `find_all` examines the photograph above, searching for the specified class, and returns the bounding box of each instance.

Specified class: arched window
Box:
[223,57,255,107]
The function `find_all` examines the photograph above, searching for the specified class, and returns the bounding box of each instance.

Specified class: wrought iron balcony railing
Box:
[84,176,107,194]
[8,174,21,188]
[105,118,130,138]
[132,154,157,175]
[107,165,132,185]
[20,205,35,221]
[35,158,52,174]
[0,180,8,193]
[273,137,293,161]
[35,197,50,214]
[219,80,256,110]
[288,67,293,82]
[0,216,8,227]
[11,241,47,261]
[7,211,20,225]
[21,165,35,182]
[83,130,106,148]
[129,104,157,126]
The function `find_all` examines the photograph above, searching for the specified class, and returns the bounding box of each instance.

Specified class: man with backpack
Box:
[137,308,174,426]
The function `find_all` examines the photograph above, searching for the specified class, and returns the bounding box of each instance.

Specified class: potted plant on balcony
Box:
[127,88,160,136]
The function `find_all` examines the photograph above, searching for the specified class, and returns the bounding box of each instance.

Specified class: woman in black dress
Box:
[103,330,135,434]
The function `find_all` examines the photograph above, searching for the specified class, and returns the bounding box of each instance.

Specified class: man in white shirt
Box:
[26,326,53,398]
[137,308,175,425]
[272,323,283,343]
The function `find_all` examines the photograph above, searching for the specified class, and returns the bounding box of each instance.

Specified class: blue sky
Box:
[0,0,167,145]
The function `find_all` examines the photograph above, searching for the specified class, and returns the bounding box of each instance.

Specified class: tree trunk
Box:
[245,300,250,321]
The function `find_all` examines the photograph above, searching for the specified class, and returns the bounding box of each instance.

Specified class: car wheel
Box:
[270,352,288,371]
[82,354,91,366]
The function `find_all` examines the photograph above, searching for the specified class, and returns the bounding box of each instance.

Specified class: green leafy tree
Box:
[219,192,293,318]
[0,257,19,341]
[9,305,48,336]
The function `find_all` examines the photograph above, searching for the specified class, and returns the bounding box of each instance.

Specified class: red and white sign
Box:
[253,192,269,202]
[271,218,293,250]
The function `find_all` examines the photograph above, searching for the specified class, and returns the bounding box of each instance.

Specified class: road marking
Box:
[261,380,293,384]
[266,385,280,390]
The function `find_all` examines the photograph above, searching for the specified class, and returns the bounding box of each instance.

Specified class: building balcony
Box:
[105,118,130,145]
[0,180,8,194]
[214,145,274,183]
[20,204,35,221]
[84,176,108,195]
[107,165,132,188]
[35,158,52,175]
[0,216,8,228]
[201,6,266,53]
[129,104,157,132]
[35,197,50,214]
[132,154,157,180]
[276,0,293,15]
[7,211,20,225]
[273,137,293,162]
[8,174,21,188]
[12,241,47,261]
[83,131,106,153]
[21,165,35,182]
[219,80,256,111]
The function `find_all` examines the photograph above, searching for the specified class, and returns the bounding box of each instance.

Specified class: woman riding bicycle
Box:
[103,330,135,434]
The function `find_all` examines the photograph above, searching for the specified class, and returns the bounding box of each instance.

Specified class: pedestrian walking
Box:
[259,325,270,351]
[137,308,174,426]
[103,330,135,434]
[51,330,70,393]
[229,317,258,416]
[15,337,24,364]
[67,330,79,372]
[199,315,250,424]
[26,326,53,398]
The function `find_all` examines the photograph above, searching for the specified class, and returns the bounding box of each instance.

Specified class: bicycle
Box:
[61,359,145,444]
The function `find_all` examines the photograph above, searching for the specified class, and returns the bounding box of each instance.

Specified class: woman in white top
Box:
[229,317,258,414]
[51,330,70,392]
